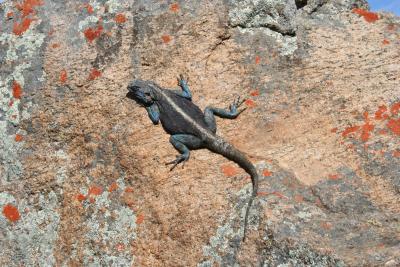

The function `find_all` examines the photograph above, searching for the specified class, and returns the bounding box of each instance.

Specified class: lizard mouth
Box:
[126,87,153,106]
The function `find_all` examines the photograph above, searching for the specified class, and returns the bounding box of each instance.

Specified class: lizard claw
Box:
[237,107,247,116]
[229,95,246,115]
[166,155,187,171]
[234,95,245,108]
[177,74,189,86]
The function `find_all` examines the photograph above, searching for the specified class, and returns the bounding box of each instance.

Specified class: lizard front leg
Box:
[204,96,246,133]
[145,104,160,125]
[166,134,202,170]
[170,74,192,100]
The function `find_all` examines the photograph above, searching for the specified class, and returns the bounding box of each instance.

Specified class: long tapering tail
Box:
[205,135,259,241]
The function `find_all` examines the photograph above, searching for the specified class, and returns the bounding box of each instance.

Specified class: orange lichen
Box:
[161,34,171,43]
[340,112,375,142]
[360,124,374,142]
[374,105,389,120]
[360,112,374,142]
[390,102,400,115]
[15,134,23,142]
[51,43,60,49]
[125,187,134,193]
[221,164,239,177]
[170,3,180,12]
[7,11,14,18]
[263,170,272,177]
[88,185,103,196]
[15,0,43,17]
[387,119,400,136]
[328,174,340,180]
[76,194,86,202]
[136,213,144,224]
[342,126,360,137]
[84,4,94,14]
[393,150,400,158]
[114,13,127,24]
[250,90,259,96]
[60,69,67,83]
[12,81,23,99]
[88,68,102,80]
[255,55,261,64]
[3,204,20,222]
[13,18,33,35]
[84,24,103,43]
[378,129,387,135]
[245,99,256,107]
[108,182,118,192]
[352,8,379,23]
[115,243,125,252]
[320,222,332,230]
[330,127,338,133]
[382,39,390,45]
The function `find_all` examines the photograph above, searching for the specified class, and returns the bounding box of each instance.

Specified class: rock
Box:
[1,0,399,266]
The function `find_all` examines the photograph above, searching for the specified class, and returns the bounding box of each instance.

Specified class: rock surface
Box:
[1,0,399,266]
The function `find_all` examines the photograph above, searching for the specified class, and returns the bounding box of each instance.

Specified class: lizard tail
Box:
[205,135,259,241]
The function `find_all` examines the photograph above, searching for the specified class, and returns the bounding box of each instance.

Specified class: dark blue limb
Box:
[204,96,246,133]
[145,104,160,125]
[171,74,192,100]
[166,134,202,170]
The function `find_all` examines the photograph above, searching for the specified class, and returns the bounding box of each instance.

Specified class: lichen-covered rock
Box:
[1,0,399,266]
[228,0,298,35]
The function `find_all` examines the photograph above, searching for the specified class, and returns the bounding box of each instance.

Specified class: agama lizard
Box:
[127,75,258,241]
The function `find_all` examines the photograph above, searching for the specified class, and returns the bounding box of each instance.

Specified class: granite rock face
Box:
[1,0,399,266]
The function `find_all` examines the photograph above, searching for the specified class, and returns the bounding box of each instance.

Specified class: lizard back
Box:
[156,90,211,136]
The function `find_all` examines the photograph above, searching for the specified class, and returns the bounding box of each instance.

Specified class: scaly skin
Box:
[127,75,258,241]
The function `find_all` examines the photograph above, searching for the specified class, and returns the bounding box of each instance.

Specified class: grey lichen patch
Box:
[260,233,346,267]
[0,192,17,206]
[237,27,298,56]
[105,0,131,13]
[0,191,60,267]
[0,29,46,61]
[0,12,45,184]
[0,121,23,183]
[0,62,32,126]
[228,0,298,36]
[81,179,137,266]
[198,185,260,267]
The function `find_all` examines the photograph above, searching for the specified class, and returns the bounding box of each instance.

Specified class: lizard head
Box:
[127,80,157,106]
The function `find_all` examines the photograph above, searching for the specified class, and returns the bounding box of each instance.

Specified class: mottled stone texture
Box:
[0,0,399,266]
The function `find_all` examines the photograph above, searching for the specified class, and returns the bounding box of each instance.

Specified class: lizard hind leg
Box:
[166,134,202,171]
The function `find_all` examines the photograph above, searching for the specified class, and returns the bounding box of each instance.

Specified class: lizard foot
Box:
[166,155,188,171]
[229,95,247,117]
[177,74,189,86]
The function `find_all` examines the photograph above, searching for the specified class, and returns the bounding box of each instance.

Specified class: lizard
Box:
[126,74,259,241]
